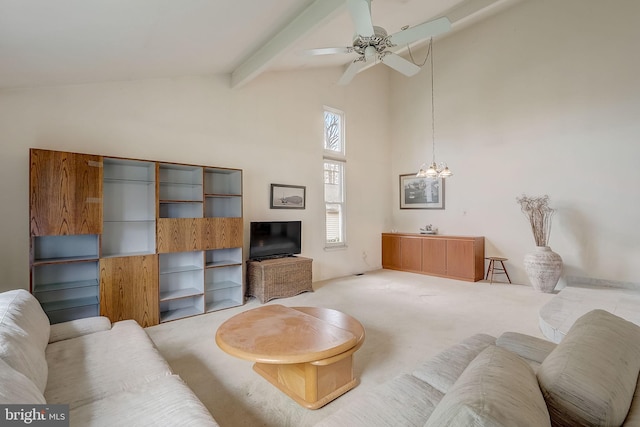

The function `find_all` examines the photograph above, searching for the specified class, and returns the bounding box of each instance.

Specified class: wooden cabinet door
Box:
[30,149,103,236]
[446,240,475,280]
[382,234,402,269]
[400,237,422,272]
[203,218,243,249]
[422,238,447,275]
[100,255,159,327]
[157,217,243,253]
[157,218,204,253]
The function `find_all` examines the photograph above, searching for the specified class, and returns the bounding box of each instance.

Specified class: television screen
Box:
[249,221,302,260]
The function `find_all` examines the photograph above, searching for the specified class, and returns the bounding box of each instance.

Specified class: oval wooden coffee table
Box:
[215,304,365,409]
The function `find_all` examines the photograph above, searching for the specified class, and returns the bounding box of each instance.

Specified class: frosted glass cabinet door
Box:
[29,149,103,236]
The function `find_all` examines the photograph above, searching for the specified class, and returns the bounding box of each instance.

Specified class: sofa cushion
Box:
[0,289,50,392]
[425,345,551,427]
[69,374,218,427]
[412,333,496,393]
[0,357,46,404]
[48,316,112,343]
[45,320,173,409]
[537,309,640,427]
[315,373,444,427]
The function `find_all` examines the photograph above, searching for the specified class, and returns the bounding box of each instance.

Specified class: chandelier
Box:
[416,38,452,179]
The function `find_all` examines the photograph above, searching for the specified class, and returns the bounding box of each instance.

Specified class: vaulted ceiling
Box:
[0,0,519,89]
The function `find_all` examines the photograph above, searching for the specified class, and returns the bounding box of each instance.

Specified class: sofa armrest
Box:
[496,332,556,364]
[48,316,112,343]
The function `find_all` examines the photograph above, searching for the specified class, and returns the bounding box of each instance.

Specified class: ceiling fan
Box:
[301,0,451,85]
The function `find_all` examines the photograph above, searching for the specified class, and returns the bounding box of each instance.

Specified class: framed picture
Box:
[399,174,445,209]
[270,184,306,209]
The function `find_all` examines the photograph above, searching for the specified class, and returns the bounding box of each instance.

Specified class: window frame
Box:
[323,106,346,158]
[323,106,346,248]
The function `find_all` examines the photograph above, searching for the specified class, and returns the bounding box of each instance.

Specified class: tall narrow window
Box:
[323,107,346,247]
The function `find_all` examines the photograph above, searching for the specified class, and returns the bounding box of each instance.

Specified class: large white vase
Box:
[524,246,563,293]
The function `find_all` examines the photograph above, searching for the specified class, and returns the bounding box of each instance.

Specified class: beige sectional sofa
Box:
[0,289,218,426]
[317,309,640,426]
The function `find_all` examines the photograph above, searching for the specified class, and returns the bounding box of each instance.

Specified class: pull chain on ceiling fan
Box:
[301,0,451,85]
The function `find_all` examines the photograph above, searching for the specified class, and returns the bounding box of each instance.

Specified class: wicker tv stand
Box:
[246,256,313,303]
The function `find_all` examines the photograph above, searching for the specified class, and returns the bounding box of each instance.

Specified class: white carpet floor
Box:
[145,269,555,427]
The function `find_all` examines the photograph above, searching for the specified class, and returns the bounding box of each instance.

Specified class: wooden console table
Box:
[246,256,313,303]
[382,233,485,282]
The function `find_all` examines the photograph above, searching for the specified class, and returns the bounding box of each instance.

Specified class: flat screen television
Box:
[249,221,302,260]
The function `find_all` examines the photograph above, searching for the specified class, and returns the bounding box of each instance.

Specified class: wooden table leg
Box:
[253,349,358,409]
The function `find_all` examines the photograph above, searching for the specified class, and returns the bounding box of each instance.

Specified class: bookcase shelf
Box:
[31,234,100,323]
[205,298,242,313]
[32,255,99,266]
[159,287,203,301]
[41,295,99,312]
[205,259,242,311]
[205,196,242,218]
[47,303,100,324]
[160,295,204,323]
[34,279,99,293]
[33,235,99,264]
[159,201,203,219]
[158,251,205,322]
[102,158,156,257]
[158,164,203,210]
[205,168,242,194]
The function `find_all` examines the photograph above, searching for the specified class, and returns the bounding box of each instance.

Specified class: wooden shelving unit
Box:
[29,148,243,326]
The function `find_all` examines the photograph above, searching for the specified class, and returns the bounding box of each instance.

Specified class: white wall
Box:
[0,66,392,292]
[3,0,638,294]
[390,0,640,286]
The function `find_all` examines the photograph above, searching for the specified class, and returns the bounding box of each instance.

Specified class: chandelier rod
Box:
[429,38,435,164]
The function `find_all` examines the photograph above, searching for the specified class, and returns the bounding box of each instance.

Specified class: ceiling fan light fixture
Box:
[302,0,451,85]
[364,45,377,58]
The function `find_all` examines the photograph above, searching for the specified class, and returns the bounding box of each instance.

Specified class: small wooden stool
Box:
[485,257,512,284]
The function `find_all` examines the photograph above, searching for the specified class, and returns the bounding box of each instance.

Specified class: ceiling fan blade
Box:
[298,47,354,56]
[338,58,367,85]
[380,53,421,77]
[347,0,374,37]
[388,17,451,46]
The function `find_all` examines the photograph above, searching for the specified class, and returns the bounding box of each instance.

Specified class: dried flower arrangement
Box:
[516,194,555,247]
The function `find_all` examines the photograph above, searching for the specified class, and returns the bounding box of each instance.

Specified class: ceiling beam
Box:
[446,0,521,26]
[231,0,346,88]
